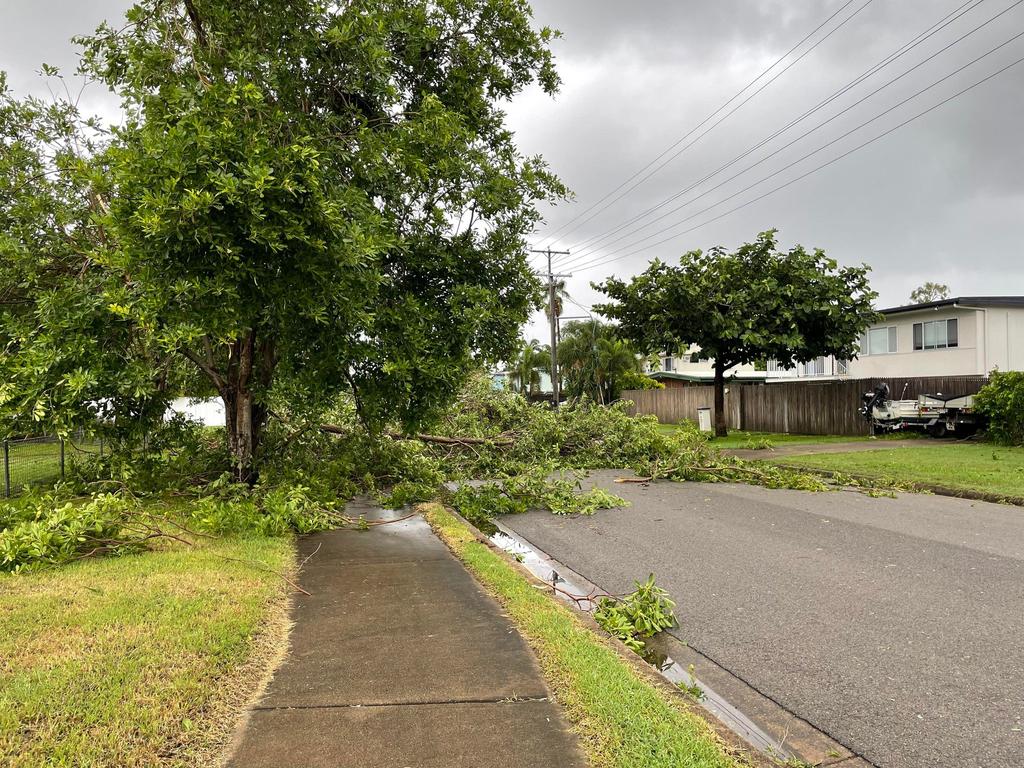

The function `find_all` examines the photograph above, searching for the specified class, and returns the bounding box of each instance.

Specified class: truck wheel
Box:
[928,422,948,439]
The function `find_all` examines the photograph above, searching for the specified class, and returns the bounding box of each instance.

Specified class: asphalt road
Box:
[502,470,1024,768]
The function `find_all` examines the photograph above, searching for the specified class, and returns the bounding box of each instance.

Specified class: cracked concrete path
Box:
[226,500,585,768]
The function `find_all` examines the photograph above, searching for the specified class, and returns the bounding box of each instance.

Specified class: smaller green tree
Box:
[974,370,1024,445]
[910,282,950,304]
[595,230,879,436]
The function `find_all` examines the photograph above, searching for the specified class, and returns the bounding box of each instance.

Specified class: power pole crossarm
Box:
[530,247,571,408]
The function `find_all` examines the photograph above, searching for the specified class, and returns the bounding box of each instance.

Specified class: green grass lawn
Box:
[777,443,1024,499]
[656,423,871,450]
[0,530,293,767]
[423,503,749,768]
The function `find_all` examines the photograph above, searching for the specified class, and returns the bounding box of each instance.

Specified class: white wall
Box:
[168,397,225,427]
[659,345,761,376]
[848,307,981,378]
[976,306,1024,373]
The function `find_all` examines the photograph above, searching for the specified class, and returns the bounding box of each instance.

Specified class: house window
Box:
[913,319,958,350]
[861,326,897,355]
[662,355,674,372]
[690,351,701,363]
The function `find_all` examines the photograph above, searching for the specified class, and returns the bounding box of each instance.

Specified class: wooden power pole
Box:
[530,248,571,408]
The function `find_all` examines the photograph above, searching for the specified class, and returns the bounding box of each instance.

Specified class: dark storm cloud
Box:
[2,0,1021,337]
[509,0,1024,337]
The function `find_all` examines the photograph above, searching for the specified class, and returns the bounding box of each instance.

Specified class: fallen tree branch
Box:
[388,431,513,447]
[318,423,349,436]
[318,423,513,447]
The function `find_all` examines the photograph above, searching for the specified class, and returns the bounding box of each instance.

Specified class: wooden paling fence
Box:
[621,386,742,430]
[622,375,989,436]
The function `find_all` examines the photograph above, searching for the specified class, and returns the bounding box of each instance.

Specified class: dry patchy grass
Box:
[0,534,294,767]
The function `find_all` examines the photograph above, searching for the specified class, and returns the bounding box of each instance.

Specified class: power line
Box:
[562,0,986,263]
[563,295,594,317]
[575,20,1024,266]
[568,43,1024,275]
[533,0,872,251]
[545,0,877,254]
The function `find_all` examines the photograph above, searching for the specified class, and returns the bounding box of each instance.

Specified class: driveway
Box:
[502,470,1024,768]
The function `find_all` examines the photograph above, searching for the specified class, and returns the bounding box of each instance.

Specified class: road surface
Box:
[503,470,1024,768]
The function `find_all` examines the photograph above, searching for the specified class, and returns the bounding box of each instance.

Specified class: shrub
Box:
[618,371,664,391]
[975,371,1024,446]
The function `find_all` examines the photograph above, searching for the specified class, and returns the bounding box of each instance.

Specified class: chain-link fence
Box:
[2,431,104,498]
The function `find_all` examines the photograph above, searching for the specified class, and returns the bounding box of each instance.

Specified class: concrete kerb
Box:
[422,503,795,768]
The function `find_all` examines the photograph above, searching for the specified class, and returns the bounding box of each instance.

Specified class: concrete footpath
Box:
[226,500,585,768]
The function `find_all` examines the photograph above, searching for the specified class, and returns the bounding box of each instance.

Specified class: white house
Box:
[769,296,1024,380]
[646,345,768,384]
[647,297,1024,384]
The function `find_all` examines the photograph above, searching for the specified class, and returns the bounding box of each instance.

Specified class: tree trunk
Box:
[713,362,728,437]
[217,332,274,484]
[181,330,275,485]
[223,386,257,484]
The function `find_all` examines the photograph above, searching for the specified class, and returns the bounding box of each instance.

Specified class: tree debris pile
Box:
[3,377,831,571]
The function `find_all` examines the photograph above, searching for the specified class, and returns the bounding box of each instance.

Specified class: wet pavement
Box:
[226,500,585,768]
[502,471,1024,768]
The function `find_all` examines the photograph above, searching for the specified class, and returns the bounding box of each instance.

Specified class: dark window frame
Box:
[913,318,959,351]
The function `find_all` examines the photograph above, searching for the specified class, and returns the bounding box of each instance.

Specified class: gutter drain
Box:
[489,522,794,762]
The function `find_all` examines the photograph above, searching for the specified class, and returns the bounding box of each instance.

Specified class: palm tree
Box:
[558,320,642,404]
[510,339,549,396]
[595,337,642,404]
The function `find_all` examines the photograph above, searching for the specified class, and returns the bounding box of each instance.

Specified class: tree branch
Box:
[182,0,209,48]
[318,424,513,447]
[180,346,226,392]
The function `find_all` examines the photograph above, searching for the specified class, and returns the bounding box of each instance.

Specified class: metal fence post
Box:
[3,440,9,498]
[60,439,66,479]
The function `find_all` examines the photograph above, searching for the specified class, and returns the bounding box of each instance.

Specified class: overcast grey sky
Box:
[3,0,1022,343]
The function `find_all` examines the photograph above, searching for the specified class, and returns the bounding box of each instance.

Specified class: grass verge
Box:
[655,425,871,450]
[0,532,294,767]
[775,443,1024,499]
[421,503,753,768]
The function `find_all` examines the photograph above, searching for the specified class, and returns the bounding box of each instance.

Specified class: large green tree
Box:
[2,0,564,481]
[595,230,879,436]
[0,73,179,442]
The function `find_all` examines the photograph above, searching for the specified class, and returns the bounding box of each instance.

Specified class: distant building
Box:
[647,297,1024,384]
[768,296,1024,380]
